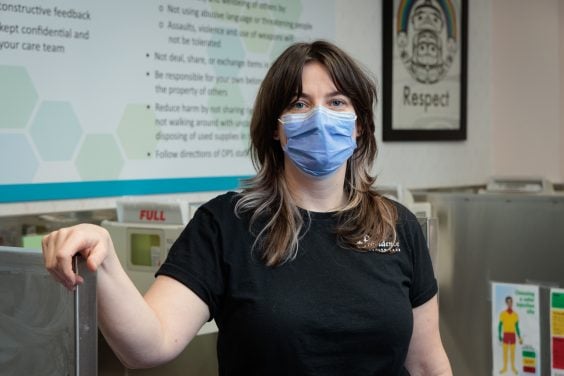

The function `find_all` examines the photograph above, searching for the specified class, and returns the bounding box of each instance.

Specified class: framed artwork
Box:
[382,0,468,141]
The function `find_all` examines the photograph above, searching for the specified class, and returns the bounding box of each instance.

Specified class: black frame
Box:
[382,0,468,141]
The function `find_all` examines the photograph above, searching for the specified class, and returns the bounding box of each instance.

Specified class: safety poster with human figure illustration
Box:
[551,288,564,376]
[492,283,541,376]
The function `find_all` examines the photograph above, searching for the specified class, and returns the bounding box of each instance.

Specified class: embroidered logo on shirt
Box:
[356,235,401,254]
[371,241,401,254]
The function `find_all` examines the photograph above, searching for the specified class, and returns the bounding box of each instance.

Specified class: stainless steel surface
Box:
[427,193,564,376]
[0,247,97,376]
[418,217,439,278]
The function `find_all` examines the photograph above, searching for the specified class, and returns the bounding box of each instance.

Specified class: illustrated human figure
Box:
[498,296,523,374]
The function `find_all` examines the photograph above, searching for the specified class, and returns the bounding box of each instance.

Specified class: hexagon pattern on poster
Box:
[269,0,303,61]
[0,134,38,183]
[117,104,157,159]
[0,65,38,129]
[239,6,274,53]
[75,134,124,180]
[29,101,82,161]
[207,82,250,149]
[207,32,246,78]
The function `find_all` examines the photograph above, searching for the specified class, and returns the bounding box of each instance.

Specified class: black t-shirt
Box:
[157,191,437,375]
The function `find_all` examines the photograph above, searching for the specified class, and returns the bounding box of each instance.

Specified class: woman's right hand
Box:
[43,224,210,368]
[42,223,115,291]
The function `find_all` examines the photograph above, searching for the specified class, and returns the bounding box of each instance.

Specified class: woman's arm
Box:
[42,224,209,369]
[404,295,452,376]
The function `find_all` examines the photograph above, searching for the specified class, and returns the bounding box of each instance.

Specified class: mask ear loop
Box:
[273,118,283,140]
[346,155,356,198]
[349,118,362,171]
[354,117,363,137]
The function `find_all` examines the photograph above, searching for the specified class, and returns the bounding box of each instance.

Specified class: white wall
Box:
[336,0,493,189]
[337,0,564,189]
[491,0,562,183]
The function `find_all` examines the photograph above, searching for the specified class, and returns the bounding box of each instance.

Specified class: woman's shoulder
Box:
[199,191,240,214]
[383,197,419,227]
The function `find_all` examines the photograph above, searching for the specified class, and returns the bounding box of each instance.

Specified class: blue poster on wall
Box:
[0,0,335,202]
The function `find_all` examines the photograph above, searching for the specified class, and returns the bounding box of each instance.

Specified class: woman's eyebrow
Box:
[294,91,345,100]
[292,92,312,100]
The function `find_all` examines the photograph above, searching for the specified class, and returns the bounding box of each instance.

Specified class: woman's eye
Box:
[291,101,307,111]
[330,99,346,108]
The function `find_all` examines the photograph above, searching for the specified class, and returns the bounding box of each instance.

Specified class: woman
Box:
[43,40,451,375]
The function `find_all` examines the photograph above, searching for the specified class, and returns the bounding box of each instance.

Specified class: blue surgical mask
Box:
[278,106,357,177]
